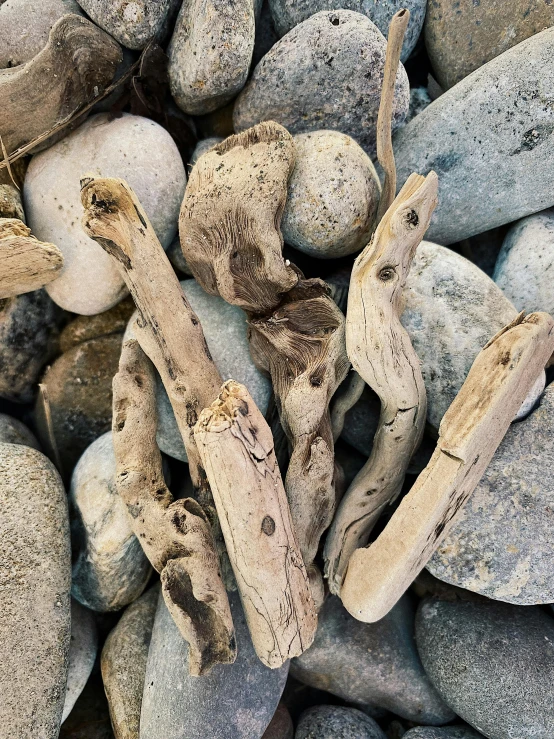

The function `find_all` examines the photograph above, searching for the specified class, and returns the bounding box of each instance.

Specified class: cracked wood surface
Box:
[341,311,554,622]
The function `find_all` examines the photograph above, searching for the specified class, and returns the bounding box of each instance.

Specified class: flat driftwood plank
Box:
[341,311,554,622]
[195,380,317,668]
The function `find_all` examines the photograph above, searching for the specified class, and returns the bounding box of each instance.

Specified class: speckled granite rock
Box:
[75,0,175,49]
[425,0,554,89]
[394,29,554,245]
[290,595,454,724]
[0,413,40,449]
[404,727,483,739]
[296,705,387,739]
[62,601,98,723]
[282,131,380,258]
[70,432,152,612]
[0,444,71,738]
[416,599,554,739]
[408,86,432,122]
[268,0,425,60]
[102,585,159,739]
[234,10,409,157]
[140,590,289,738]
[494,209,554,315]
[168,0,255,114]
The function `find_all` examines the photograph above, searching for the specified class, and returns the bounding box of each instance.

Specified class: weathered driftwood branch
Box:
[113,340,235,675]
[341,311,554,622]
[0,15,121,155]
[194,380,317,667]
[324,172,438,594]
[0,219,63,298]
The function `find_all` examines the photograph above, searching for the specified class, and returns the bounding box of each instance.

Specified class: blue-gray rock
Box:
[295,705,387,739]
[290,595,454,724]
[0,413,40,449]
[75,0,175,49]
[394,28,554,245]
[70,432,152,612]
[416,599,554,739]
[404,727,483,739]
[62,600,98,723]
[0,443,71,738]
[494,208,554,315]
[268,0,425,61]
[234,10,409,158]
[140,590,289,739]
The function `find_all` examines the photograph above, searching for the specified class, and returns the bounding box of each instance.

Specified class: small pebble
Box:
[262,702,293,739]
[62,600,98,723]
[0,413,40,449]
[295,705,387,739]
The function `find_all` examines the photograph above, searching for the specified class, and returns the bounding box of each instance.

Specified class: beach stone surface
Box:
[59,673,115,739]
[0,443,71,738]
[290,595,454,724]
[75,0,175,49]
[24,114,186,315]
[416,599,554,739]
[404,727,483,739]
[168,0,255,114]
[425,0,554,89]
[140,590,289,738]
[295,705,387,739]
[190,137,224,167]
[494,209,554,315]
[282,131,380,259]
[70,432,152,612]
[62,600,98,723]
[102,585,159,739]
[268,0,425,60]
[394,28,554,245]
[59,297,135,353]
[262,703,293,739]
[253,0,279,66]
[234,10,409,157]
[0,413,40,449]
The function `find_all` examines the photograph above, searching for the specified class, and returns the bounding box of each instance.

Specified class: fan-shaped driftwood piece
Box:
[0,14,121,155]
[0,219,63,299]
[342,311,554,622]
[195,380,317,668]
[324,172,438,594]
[113,339,235,675]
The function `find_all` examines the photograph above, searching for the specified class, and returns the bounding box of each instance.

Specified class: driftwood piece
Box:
[0,219,63,298]
[113,339,235,675]
[195,380,317,668]
[341,311,554,622]
[0,15,121,156]
[324,172,438,594]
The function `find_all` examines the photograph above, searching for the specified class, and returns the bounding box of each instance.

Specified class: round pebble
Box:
[295,705,387,739]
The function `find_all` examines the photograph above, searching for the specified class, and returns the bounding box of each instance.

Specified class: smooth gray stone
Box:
[190,137,224,167]
[404,727,483,739]
[394,28,554,245]
[0,0,82,68]
[140,591,289,739]
[75,0,174,49]
[234,10,409,158]
[268,0,425,61]
[62,600,98,723]
[0,443,71,738]
[0,413,40,449]
[416,599,554,739]
[290,595,454,724]
[168,0,255,115]
[295,705,386,739]
[494,208,554,315]
[124,279,272,462]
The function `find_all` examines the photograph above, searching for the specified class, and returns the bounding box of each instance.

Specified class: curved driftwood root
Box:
[113,339,236,675]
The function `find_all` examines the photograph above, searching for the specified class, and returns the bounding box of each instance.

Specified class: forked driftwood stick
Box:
[195,381,317,667]
[0,219,63,298]
[113,340,235,675]
[324,172,438,594]
[341,311,554,622]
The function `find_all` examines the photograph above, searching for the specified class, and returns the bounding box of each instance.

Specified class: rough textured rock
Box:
[0,0,82,68]
[168,0,255,115]
[290,595,454,724]
[416,599,554,739]
[394,28,554,245]
[296,705,387,739]
[0,413,40,449]
[234,10,409,157]
[36,334,122,474]
[268,0,426,61]
[494,209,554,315]
[140,590,289,739]
[0,289,60,403]
[262,703,294,739]
[24,114,186,315]
[70,432,152,612]
[428,383,554,605]
[75,0,175,49]
[0,443,71,738]
[62,600,98,723]
[425,0,554,89]
[124,279,272,462]
[282,131,380,259]
[102,585,159,739]
[404,727,483,739]
[59,297,135,353]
